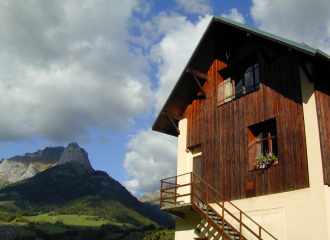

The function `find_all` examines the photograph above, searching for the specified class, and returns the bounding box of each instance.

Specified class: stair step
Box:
[196,203,244,240]
[231,236,241,240]
[212,218,227,225]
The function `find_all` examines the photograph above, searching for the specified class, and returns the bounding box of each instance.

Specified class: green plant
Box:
[254,152,277,170]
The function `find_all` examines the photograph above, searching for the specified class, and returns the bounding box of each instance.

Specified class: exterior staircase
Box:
[160,172,277,240]
[194,201,246,240]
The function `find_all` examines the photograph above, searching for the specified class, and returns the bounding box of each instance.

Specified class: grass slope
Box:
[0,162,173,227]
[25,214,135,228]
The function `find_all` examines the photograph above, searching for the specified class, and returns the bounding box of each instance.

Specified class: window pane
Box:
[269,125,276,135]
[235,79,243,98]
[261,131,268,140]
[245,66,253,73]
[245,70,253,93]
[256,131,271,155]
[256,142,263,156]
[254,64,259,85]
[263,139,269,154]
[248,118,278,171]
[256,139,269,156]
[272,138,278,156]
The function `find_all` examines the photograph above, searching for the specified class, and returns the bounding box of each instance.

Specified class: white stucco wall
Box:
[226,65,330,240]
[173,66,330,239]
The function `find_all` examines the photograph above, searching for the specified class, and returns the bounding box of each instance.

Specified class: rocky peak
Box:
[57,142,92,169]
[25,146,65,158]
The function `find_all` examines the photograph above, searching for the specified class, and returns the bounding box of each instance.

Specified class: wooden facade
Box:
[183,38,310,200]
[314,62,330,186]
[153,16,330,202]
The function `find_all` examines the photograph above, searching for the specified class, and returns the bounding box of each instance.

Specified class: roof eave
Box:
[152,16,216,134]
[213,15,318,56]
[152,15,330,136]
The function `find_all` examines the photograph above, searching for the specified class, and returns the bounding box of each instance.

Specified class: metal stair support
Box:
[192,202,244,240]
[160,172,278,240]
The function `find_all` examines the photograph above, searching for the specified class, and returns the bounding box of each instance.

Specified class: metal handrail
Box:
[160,172,277,240]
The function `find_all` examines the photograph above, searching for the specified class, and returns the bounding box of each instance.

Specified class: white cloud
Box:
[251,0,330,53]
[123,13,211,196]
[123,129,177,197]
[175,0,212,14]
[0,0,154,143]
[221,8,246,24]
[124,0,330,197]
[148,13,212,112]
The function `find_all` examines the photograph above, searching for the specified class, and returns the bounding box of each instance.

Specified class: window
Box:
[233,62,259,98]
[218,53,259,106]
[248,118,278,170]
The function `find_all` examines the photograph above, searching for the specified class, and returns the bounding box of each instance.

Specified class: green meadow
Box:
[21,213,136,234]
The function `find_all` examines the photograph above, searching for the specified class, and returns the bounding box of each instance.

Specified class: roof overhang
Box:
[152,15,330,137]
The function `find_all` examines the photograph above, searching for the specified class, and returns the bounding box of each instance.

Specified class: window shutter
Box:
[224,78,234,103]
[218,78,234,106]
[217,80,225,106]
[248,129,256,171]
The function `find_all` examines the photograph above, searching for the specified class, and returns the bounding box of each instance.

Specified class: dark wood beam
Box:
[193,75,207,99]
[165,116,180,135]
[256,43,271,64]
[252,36,287,65]
[186,68,207,99]
[162,111,183,121]
[250,36,270,64]
[186,68,208,80]
[297,57,313,83]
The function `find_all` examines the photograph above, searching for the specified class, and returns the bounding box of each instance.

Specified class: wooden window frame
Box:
[248,118,278,171]
[218,53,260,106]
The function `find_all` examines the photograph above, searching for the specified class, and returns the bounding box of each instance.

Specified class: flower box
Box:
[254,152,278,171]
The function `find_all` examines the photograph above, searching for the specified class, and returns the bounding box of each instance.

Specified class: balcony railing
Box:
[160,172,277,240]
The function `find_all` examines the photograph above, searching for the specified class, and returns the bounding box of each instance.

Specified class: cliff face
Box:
[57,142,92,169]
[0,142,92,186]
[0,160,33,183]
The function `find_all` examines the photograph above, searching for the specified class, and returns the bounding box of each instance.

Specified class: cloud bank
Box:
[251,0,330,53]
[123,129,177,196]
[123,12,212,196]
[0,0,154,143]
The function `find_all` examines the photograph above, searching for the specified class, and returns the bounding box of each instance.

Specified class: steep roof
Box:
[152,15,330,137]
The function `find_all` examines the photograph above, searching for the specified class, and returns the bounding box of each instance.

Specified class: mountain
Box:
[0,142,93,188]
[140,190,174,225]
[0,146,65,187]
[0,143,173,227]
[56,142,92,169]
[140,190,162,205]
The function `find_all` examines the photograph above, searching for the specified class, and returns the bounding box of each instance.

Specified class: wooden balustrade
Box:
[160,172,277,240]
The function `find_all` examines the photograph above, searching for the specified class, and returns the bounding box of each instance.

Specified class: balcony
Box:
[160,172,277,240]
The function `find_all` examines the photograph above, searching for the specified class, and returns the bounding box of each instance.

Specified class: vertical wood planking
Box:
[314,63,330,185]
[182,40,309,200]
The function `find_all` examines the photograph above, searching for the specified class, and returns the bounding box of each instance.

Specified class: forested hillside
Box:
[0,162,173,227]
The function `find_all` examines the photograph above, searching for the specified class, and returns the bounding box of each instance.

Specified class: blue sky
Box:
[0,0,329,197]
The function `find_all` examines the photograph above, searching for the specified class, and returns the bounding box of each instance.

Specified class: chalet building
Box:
[153,15,330,240]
